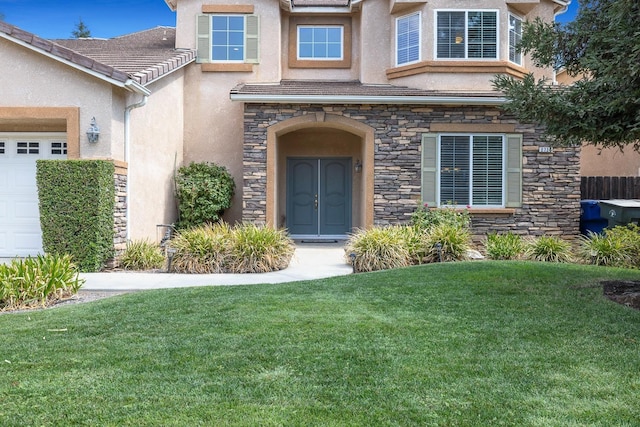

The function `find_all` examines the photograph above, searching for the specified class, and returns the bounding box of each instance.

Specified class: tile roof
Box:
[0,22,195,88]
[231,80,504,104]
[292,0,350,6]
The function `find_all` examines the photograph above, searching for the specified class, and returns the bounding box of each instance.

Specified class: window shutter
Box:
[196,15,211,63]
[505,134,522,207]
[245,15,260,63]
[421,133,438,207]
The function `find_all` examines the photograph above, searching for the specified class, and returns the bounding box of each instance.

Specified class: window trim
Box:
[288,16,352,69]
[508,13,523,66]
[396,12,421,67]
[433,9,500,61]
[297,25,344,61]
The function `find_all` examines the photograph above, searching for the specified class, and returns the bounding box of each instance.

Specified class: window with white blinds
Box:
[439,135,504,207]
[396,12,421,66]
[509,14,523,65]
[436,11,498,59]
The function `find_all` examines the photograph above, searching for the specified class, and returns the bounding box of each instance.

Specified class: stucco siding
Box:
[128,70,187,241]
[0,38,124,159]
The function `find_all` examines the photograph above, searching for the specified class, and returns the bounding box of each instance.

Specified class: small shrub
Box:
[578,224,640,268]
[525,235,573,263]
[424,222,472,262]
[411,203,471,232]
[175,162,235,229]
[0,254,84,311]
[227,223,295,273]
[485,232,525,260]
[345,226,412,272]
[119,240,165,271]
[169,223,233,273]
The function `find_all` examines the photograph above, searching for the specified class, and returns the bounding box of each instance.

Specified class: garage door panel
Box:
[15,232,43,251]
[14,200,40,218]
[0,134,66,257]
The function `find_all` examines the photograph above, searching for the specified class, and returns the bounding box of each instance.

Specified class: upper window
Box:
[421,133,522,208]
[396,13,421,66]
[436,11,498,59]
[298,26,343,60]
[509,14,523,65]
[196,12,259,65]
[288,17,352,69]
[212,16,245,61]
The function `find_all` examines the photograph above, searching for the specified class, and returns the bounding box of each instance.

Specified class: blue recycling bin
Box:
[580,200,608,235]
[580,200,601,220]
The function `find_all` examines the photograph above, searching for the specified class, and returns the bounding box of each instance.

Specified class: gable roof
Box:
[0,22,195,94]
[231,80,506,106]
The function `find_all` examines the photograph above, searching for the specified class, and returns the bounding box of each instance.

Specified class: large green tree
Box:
[493,0,640,151]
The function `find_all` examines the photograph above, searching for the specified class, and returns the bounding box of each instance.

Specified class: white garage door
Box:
[0,133,67,257]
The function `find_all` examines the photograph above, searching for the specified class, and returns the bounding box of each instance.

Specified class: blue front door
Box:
[286,158,352,236]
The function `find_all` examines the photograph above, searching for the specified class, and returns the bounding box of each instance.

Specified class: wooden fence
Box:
[581,176,640,200]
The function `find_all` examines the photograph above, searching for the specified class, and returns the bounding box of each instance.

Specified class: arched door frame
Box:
[266,112,374,231]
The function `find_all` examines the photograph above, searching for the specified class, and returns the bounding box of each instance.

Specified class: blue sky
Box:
[1,0,579,40]
[0,0,176,39]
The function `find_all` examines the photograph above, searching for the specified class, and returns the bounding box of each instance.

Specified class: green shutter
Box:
[421,133,438,207]
[196,15,210,63]
[245,15,260,63]
[505,134,522,207]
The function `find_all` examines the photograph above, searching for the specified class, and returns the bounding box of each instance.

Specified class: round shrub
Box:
[175,162,235,229]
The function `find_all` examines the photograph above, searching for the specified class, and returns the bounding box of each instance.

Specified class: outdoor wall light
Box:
[354,159,362,173]
[86,117,100,143]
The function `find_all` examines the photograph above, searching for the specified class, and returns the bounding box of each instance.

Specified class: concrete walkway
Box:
[80,242,352,291]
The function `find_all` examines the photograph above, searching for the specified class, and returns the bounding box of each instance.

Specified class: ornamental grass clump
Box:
[525,235,573,263]
[169,223,234,273]
[424,222,472,262]
[168,223,294,273]
[0,254,83,311]
[119,239,165,271]
[578,224,640,268]
[485,232,525,260]
[345,226,412,272]
[227,223,295,273]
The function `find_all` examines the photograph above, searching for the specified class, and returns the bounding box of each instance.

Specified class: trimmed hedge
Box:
[36,160,115,272]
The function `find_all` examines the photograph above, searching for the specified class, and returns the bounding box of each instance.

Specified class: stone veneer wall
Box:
[113,170,127,254]
[243,104,581,240]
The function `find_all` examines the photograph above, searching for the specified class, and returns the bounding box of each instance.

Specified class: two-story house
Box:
[0,0,577,258]
[170,0,577,240]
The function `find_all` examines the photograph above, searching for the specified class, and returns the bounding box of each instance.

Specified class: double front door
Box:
[286,158,352,237]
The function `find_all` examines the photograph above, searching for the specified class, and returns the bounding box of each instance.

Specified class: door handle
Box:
[314,194,318,210]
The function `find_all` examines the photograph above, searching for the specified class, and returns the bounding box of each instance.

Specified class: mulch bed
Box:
[602,280,640,310]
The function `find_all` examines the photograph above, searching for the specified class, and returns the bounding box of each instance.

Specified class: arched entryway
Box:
[266,112,374,238]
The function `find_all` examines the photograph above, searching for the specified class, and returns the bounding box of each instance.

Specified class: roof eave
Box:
[0,31,150,95]
[229,94,506,106]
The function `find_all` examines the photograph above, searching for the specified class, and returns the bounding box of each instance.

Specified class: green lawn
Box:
[1,261,640,426]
